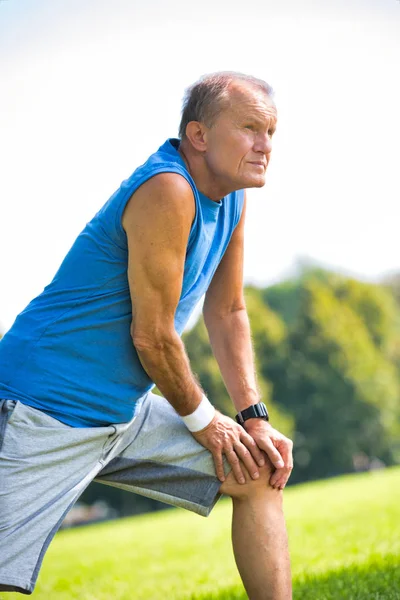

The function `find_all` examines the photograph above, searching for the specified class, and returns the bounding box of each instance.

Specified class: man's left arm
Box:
[203,193,293,490]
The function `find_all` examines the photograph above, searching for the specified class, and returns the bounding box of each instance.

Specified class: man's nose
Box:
[254,132,272,154]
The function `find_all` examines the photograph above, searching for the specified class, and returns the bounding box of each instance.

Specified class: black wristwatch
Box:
[235,402,269,426]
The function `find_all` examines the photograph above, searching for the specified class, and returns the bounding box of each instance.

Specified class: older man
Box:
[0,72,293,599]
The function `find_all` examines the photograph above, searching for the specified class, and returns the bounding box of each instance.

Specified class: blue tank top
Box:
[0,139,244,427]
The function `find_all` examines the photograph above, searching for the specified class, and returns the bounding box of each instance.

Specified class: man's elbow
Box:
[130,323,177,356]
[203,300,247,325]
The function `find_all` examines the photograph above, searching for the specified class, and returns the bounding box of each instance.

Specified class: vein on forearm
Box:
[204,307,260,411]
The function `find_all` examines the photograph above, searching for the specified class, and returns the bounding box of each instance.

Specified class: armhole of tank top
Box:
[113,165,199,247]
[234,189,245,229]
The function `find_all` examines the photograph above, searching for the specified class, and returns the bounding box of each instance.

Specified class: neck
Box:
[178,139,234,202]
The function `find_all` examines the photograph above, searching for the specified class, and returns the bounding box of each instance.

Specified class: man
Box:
[0,71,293,599]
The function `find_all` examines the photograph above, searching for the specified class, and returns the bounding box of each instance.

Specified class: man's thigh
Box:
[0,400,116,594]
[96,392,226,517]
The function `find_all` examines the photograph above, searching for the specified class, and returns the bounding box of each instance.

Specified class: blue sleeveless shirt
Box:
[0,139,244,427]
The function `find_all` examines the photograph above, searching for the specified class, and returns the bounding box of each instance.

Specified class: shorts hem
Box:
[0,577,33,594]
[98,478,222,517]
[198,480,223,516]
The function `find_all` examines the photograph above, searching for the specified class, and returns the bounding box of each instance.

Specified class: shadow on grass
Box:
[192,557,400,600]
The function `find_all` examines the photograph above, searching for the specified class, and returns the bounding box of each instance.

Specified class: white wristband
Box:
[181,394,215,432]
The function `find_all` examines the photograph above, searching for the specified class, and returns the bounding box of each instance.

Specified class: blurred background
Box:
[1,0,399,525]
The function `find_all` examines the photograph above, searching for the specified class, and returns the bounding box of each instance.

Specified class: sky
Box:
[0,0,399,332]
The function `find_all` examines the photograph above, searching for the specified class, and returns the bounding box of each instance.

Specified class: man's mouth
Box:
[248,161,266,168]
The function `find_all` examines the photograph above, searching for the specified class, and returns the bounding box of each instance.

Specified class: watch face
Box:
[254,405,265,418]
[258,403,268,417]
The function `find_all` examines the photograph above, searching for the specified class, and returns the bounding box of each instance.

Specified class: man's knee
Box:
[219,460,282,502]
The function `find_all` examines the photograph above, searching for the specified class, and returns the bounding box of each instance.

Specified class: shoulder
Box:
[140,171,194,198]
[122,172,195,231]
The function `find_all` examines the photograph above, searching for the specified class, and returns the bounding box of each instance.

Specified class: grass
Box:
[3,467,399,599]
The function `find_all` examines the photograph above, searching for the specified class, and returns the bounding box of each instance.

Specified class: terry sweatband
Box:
[181,394,215,432]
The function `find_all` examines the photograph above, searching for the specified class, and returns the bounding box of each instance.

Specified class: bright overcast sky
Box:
[0,0,399,331]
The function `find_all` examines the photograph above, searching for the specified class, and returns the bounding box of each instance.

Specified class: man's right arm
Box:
[122,173,264,483]
[122,172,202,417]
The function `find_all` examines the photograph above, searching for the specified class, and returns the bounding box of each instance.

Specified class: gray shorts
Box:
[0,393,223,595]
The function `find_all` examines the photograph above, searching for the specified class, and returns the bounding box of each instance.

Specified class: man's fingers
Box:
[233,442,260,480]
[225,448,246,484]
[240,431,265,467]
[270,439,294,489]
[261,439,285,470]
[270,468,284,489]
[270,467,292,490]
[212,451,226,483]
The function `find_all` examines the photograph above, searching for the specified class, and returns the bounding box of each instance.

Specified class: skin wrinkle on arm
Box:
[122,172,204,417]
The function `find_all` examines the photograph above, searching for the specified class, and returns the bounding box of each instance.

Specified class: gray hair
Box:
[178,71,274,139]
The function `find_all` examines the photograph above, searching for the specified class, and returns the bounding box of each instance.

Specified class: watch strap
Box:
[235,402,269,426]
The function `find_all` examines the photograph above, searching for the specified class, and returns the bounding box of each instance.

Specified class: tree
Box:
[270,277,400,481]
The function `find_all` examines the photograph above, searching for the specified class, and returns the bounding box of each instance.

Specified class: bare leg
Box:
[220,462,292,600]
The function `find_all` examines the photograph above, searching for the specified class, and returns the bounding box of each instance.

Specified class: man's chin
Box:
[242,175,266,189]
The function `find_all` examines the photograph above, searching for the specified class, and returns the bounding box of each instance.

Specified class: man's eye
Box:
[245,125,255,131]
[268,129,275,137]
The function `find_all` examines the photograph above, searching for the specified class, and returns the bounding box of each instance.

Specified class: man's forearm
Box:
[204,308,260,412]
[133,331,203,416]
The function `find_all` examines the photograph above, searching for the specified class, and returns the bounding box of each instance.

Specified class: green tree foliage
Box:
[380,272,400,374]
[261,278,301,329]
[266,275,400,481]
[332,276,400,355]
[383,271,400,307]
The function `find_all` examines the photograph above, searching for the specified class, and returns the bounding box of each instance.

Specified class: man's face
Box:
[203,83,277,191]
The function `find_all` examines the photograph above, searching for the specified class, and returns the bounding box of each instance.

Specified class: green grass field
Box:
[3,467,399,600]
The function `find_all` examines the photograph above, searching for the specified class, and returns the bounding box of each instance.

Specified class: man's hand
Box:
[244,419,294,490]
[192,411,266,484]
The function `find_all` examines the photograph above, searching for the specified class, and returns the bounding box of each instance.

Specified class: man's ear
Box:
[185,121,208,152]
